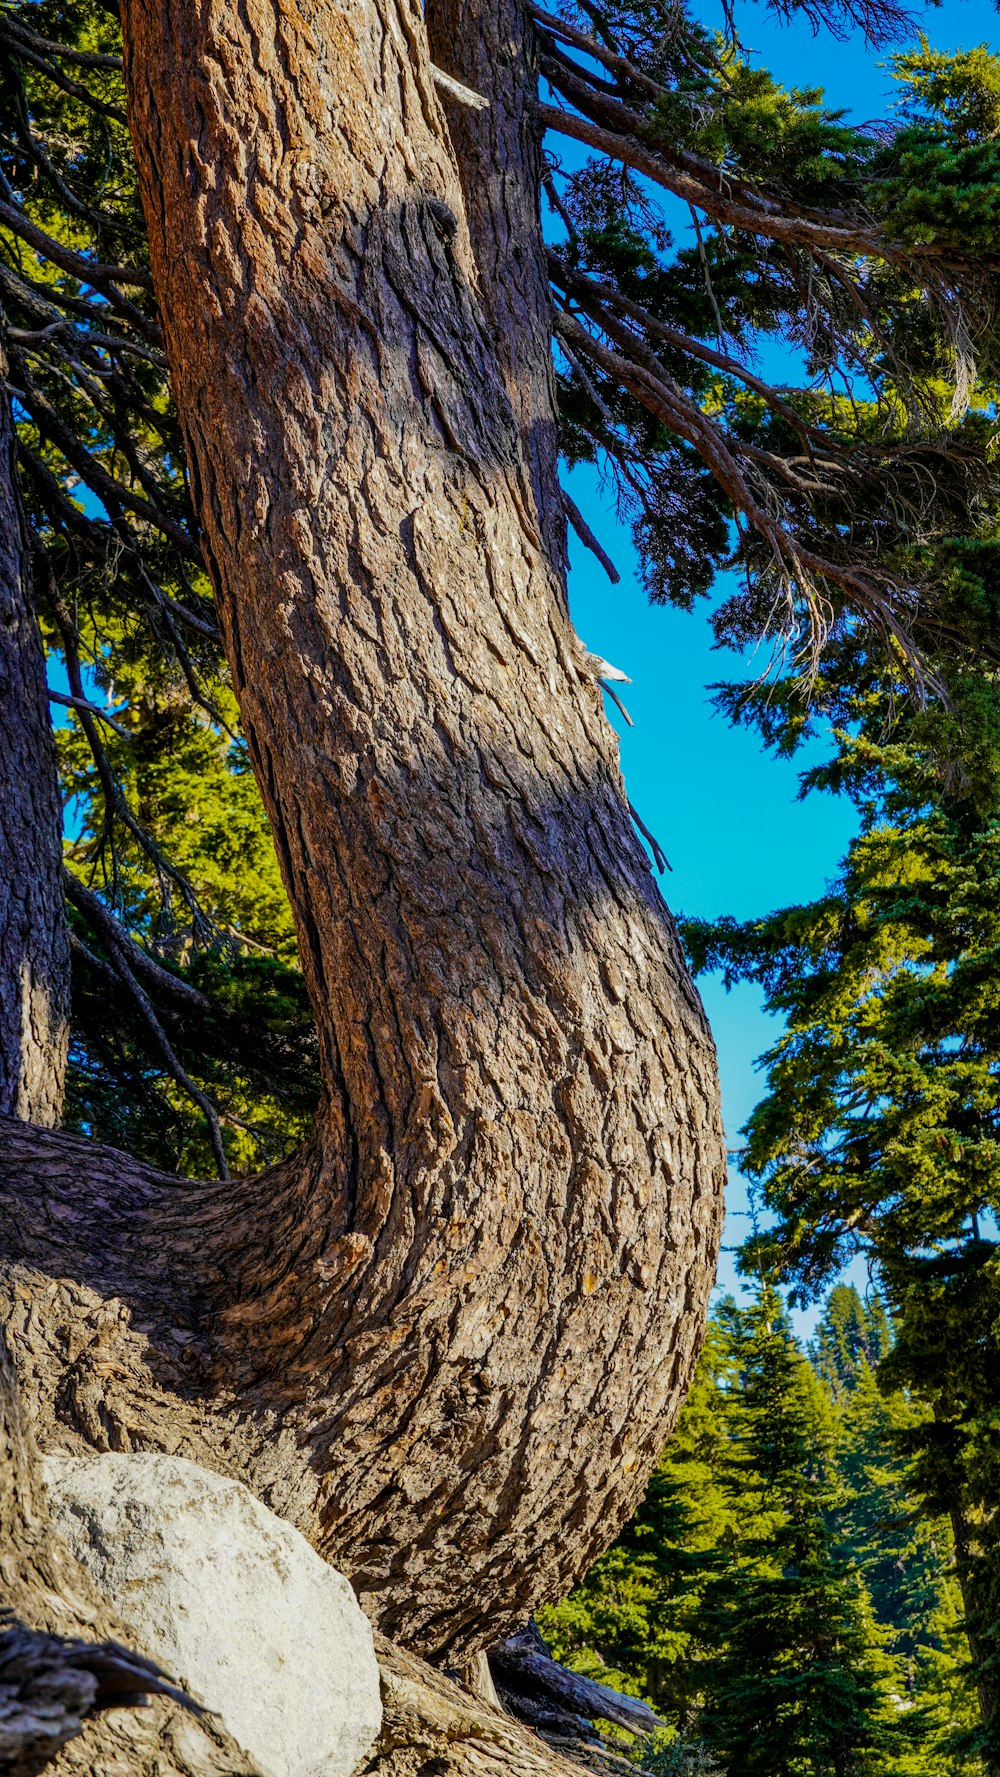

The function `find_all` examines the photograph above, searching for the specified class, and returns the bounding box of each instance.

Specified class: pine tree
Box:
[698,1289,900,1777]
[540,1274,984,1773]
[810,1286,892,1400]
[684,655,1000,1765]
[835,1361,979,1775]
[882,1250,1000,1773]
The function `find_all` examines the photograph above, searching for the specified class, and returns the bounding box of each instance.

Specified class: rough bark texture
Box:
[366,1636,629,1777]
[0,346,69,1125]
[425,0,566,576]
[0,0,725,1672]
[3,1316,622,1777]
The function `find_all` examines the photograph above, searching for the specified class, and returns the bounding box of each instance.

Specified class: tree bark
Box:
[0,340,69,1125]
[949,1506,1000,1777]
[0,0,725,1667]
[1,1307,632,1777]
[366,1635,633,1777]
[425,0,566,576]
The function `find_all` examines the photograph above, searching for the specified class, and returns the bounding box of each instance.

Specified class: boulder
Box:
[42,1452,382,1777]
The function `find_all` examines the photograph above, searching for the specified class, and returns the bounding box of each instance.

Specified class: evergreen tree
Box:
[545,1295,916,1771]
[833,1360,979,1775]
[835,1359,953,1658]
[698,1289,899,1777]
[55,625,320,1174]
[685,660,1000,1765]
[810,1285,891,1399]
[882,1247,1000,1773]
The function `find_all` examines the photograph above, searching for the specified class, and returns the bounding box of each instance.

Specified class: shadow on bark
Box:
[1,730,722,1659]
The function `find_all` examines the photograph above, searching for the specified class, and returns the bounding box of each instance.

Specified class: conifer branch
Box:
[554,308,941,682]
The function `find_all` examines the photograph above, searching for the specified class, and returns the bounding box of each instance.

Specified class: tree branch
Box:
[562,488,620,583]
[554,308,939,677]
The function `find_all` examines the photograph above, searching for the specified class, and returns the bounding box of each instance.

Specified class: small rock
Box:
[42,1453,382,1777]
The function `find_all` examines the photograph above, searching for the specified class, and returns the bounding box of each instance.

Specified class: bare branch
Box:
[0,24,127,121]
[0,15,124,69]
[11,358,199,559]
[37,544,219,935]
[530,6,666,101]
[627,800,671,874]
[554,308,941,681]
[600,678,635,725]
[431,65,490,109]
[548,249,820,448]
[562,488,621,582]
[0,198,158,336]
[68,926,230,1180]
[49,688,132,739]
[64,870,213,1017]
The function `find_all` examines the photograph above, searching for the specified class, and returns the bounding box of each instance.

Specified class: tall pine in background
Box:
[835,1353,978,1775]
[686,662,1000,1769]
[809,1286,891,1399]
[697,1289,897,1777]
[543,1283,982,1773]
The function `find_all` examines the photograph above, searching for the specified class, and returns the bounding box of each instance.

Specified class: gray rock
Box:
[42,1452,382,1777]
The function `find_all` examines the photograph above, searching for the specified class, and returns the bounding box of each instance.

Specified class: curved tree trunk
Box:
[0,0,725,1668]
[0,340,69,1126]
[114,0,728,1649]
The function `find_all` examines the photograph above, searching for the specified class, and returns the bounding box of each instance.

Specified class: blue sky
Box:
[560,0,1000,1325]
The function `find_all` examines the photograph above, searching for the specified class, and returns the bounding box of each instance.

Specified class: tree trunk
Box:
[0,340,68,1125]
[0,0,725,1667]
[424,0,566,575]
[0,1308,637,1777]
[950,1506,1000,1776]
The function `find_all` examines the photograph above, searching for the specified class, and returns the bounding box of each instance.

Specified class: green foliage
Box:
[543,1292,958,1774]
[672,61,873,208]
[57,633,297,959]
[641,1736,725,1776]
[55,630,319,1175]
[544,4,1000,655]
[682,616,1000,1761]
[809,1285,892,1398]
[829,1346,980,1773]
[697,1291,899,1777]
[874,44,1000,249]
[0,0,319,1172]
